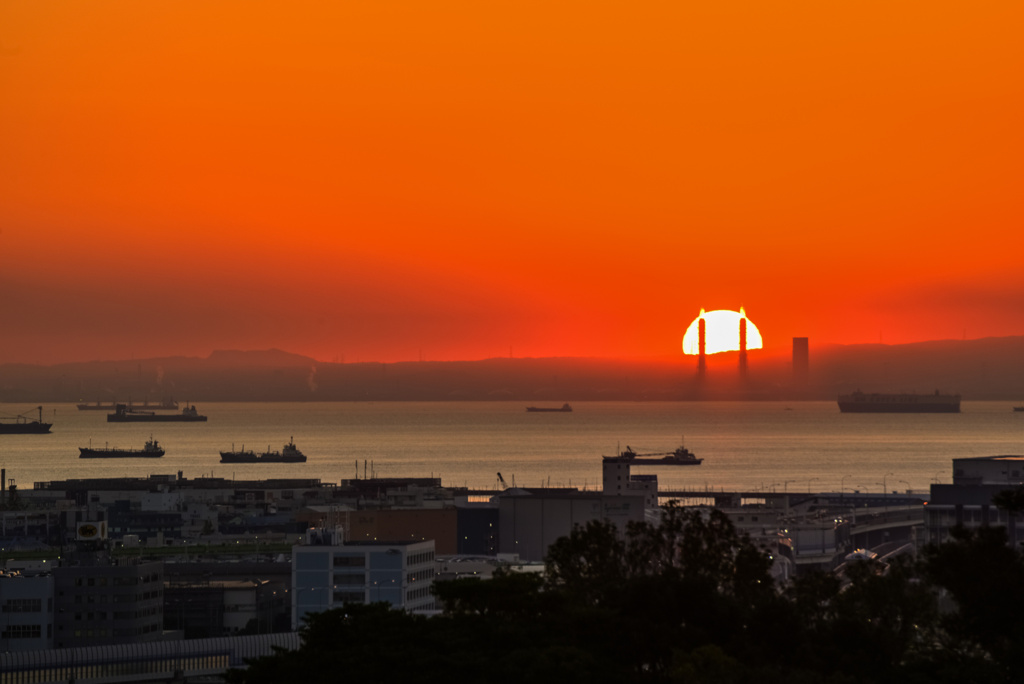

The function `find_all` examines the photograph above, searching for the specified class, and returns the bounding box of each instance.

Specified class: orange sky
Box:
[2,2,1022,364]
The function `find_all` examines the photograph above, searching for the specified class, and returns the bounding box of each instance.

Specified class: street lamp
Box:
[899,479,910,494]
[841,474,852,500]
[807,477,819,494]
[783,480,796,493]
[882,472,894,497]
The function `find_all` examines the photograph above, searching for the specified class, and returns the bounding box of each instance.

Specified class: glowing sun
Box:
[682,308,763,355]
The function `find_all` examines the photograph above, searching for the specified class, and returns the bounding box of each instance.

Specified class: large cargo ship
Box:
[0,406,53,434]
[220,437,306,463]
[608,445,703,465]
[79,438,164,458]
[107,403,208,423]
[78,399,178,411]
[837,390,961,413]
[526,403,572,413]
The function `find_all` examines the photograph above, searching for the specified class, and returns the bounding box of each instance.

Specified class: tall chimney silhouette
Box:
[792,337,809,385]
[698,311,707,380]
[738,310,748,378]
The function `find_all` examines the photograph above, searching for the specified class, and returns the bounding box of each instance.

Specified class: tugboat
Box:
[220,437,307,464]
[107,403,207,423]
[79,438,165,458]
[0,406,53,434]
[526,403,573,413]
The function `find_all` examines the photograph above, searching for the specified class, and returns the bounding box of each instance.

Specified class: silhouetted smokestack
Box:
[792,337,809,385]
[698,314,707,379]
[739,315,748,378]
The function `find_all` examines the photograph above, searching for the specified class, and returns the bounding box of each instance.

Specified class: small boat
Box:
[79,438,164,458]
[526,403,572,413]
[1014,406,1024,412]
[107,403,207,423]
[837,390,961,413]
[220,437,307,464]
[0,406,53,435]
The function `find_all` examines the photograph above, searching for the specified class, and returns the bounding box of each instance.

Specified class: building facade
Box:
[926,455,1024,546]
[0,571,54,651]
[52,558,164,649]
[292,528,436,629]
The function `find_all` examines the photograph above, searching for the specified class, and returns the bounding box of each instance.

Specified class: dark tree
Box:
[229,505,1024,684]
[923,525,1024,682]
[993,485,1024,547]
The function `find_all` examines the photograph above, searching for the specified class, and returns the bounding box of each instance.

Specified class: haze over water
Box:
[2,402,1022,495]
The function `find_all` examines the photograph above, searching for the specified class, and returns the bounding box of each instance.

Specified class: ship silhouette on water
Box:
[607,445,703,465]
[78,398,178,411]
[220,437,307,464]
[79,438,165,458]
[526,403,572,413]
[0,406,53,434]
[837,390,961,413]
[107,403,208,423]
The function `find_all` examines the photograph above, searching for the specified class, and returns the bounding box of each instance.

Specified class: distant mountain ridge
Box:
[1,336,1022,402]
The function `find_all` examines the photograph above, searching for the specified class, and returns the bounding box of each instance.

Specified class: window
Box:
[2,598,42,613]
[333,555,365,568]
[335,574,364,586]
[333,590,364,604]
[2,624,42,639]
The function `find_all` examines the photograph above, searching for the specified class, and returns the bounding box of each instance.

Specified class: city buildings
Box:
[292,526,437,629]
[0,570,53,651]
[926,455,1024,546]
[52,555,164,649]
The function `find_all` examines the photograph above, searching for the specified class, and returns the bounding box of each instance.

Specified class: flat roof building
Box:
[292,527,436,629]
[927,455,1024,547]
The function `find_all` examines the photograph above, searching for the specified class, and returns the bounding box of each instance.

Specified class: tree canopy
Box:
[231,503,1024,684]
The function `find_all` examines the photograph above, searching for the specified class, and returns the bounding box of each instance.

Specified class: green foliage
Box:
[991,485,1024,516]
[230,511,1024,684]
[922,525,1024,682]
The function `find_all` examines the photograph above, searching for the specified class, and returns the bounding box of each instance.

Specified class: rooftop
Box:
[956,455,1024,462]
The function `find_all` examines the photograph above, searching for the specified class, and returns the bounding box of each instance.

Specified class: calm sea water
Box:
[1,402,1022,495]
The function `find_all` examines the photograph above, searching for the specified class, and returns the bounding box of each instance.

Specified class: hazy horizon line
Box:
[4,333,1021,369]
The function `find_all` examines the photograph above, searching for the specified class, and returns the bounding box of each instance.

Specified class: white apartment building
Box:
[292,527,436,629]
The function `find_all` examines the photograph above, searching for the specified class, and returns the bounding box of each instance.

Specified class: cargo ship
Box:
[609,445,703,465]
[79,438,164,458]
[107,403,208,422]
[526,403,572,413]
[0,406,53,434]
[220,437,306,463]
[837,390,961,413]
[78,399,178,411]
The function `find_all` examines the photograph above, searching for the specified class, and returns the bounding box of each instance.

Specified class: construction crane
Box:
[497,472,508,490]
